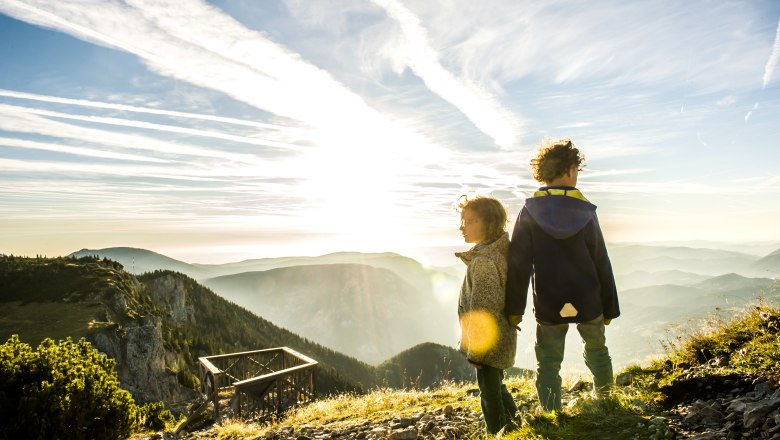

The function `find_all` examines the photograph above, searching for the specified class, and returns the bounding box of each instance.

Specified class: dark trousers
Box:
[475,365,518,434]
[535,315,613,412]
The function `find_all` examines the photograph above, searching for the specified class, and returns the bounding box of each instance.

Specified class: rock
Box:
[616,372,632,386]
[744,398,780,429]
[688,432,723,440]
[727,401,746,413]
[399,417,415,428]
[567,379,591,392]
[754,381,772,398]
[388,428,418,440]
[631,400,649,412]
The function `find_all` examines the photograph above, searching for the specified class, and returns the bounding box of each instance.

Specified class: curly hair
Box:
[530,138,585,184]
[457,195,508,241]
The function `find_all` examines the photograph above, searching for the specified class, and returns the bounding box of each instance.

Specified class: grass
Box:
[271,381,501,428]
[0,301,102,345]
[633,300,780,387]
[184,302,780,440]
[209,377,667,440]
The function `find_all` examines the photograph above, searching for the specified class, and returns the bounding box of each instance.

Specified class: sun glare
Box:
[294,136,402,250]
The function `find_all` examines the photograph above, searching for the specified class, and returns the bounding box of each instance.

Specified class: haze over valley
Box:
[66,241,780,374]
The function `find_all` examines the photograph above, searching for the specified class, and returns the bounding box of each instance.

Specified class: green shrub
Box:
[137,401,176,431]
[0,335,137,439]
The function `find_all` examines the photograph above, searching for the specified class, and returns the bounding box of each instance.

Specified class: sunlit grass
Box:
[195,300,780,440]
[637,299,780,386]
[217,377,666,440]
[211,419,264,439]
[262,380,516,431]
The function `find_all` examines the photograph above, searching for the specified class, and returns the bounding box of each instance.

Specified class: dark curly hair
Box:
[530,138,585,184]
[457,195,508,241]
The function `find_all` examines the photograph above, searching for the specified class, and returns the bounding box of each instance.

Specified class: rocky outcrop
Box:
[667,377,780,440]
[144,275,196,324]
[88,273,197,408]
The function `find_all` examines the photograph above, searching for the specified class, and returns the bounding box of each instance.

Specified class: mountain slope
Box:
[616,269,710,290]
[749,248,780,277]
[603,274,778,370]
[608,244,760,276]
[203,264,455,364]
[0,255,377,407]
[375,342,473,388]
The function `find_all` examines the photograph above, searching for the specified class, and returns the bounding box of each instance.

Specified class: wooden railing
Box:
[176,347,317,433]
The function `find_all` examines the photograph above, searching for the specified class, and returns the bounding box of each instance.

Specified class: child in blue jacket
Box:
[505,138,620,412]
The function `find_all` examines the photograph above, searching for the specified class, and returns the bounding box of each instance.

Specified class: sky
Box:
[1,0,779,265]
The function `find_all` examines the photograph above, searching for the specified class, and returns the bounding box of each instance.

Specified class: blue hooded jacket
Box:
[505,186,620,324]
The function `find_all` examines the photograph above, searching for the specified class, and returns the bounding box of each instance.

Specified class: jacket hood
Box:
[455,233,510,266]
[524,186,597,239]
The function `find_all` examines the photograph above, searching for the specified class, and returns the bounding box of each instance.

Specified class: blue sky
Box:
[1,0,779,264]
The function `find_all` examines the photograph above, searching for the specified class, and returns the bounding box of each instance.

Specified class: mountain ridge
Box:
[0,255,474,411]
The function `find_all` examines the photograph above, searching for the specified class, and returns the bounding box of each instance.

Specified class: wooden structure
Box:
[175,347,317,434]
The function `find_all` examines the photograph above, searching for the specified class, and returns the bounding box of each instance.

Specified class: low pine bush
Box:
[137,401,176,432]
[0,335,170,439]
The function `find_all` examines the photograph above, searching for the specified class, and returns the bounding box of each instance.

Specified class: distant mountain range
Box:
[70,247,462,364]
[607,244,763,277]
[202,263,455,364]
[66,244,780,373]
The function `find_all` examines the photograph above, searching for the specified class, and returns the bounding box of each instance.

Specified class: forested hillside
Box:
[0,255,473,410]
[0,256,374,404]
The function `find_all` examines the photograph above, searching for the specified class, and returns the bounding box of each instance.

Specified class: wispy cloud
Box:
[745,102,759,122]
[556,122,592,129]
[763,20,780,87]
[370,0,520,148]
[0,88,298,130]
[0,137,170,163]
[10,104,305,152]
[0,0,439,155]
[400,0,769,90]
[0,104,264,164]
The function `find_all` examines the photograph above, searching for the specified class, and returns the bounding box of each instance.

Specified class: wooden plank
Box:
[201,347,284,361]
[233,363,315,388]
[198,357,221,375]
[282,347,319,366]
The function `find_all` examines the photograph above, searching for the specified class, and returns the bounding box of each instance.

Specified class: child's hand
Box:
[508,314,523,326]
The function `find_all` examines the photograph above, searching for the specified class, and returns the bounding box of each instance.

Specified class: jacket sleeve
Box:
[505,207,533,317]
[586,214,620,320]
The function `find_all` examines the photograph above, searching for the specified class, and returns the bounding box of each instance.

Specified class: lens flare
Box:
[459,309,499,356]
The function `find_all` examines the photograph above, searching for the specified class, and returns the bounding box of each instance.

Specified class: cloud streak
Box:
[0,88,298,130]
[371,0,521,148]
[763,20,780,87]
[0,104,264,164]
[0,0,440,156]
